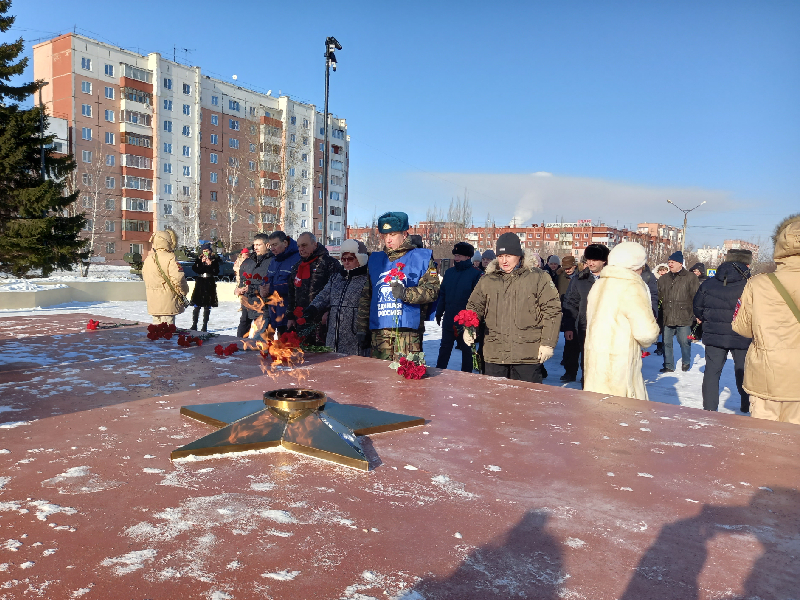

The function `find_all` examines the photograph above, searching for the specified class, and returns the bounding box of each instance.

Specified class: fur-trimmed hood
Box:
[773,213,800,261]
[484,248,542,275]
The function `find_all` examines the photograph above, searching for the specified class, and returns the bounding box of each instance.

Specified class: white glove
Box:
[463,329,475,346]
[538,345,554,363]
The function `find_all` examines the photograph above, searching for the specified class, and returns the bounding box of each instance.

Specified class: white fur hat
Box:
[340,239,369,266]
[608,242,647,271]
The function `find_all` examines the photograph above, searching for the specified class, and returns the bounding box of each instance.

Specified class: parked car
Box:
[178,260,236,282]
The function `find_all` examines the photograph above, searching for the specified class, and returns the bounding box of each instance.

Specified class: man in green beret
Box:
[357,212,440,360]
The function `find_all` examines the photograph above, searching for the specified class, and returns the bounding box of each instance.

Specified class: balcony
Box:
[121,229,151,242]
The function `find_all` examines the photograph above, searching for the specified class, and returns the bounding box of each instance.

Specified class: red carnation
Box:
[252,273,262,281]
[389,268,400,277]
[383,276,392,283]
[86,319,99,330]
[396,262,405,269]
[195,337,203,347]
[147,324,157,333]
[296,317,306,325]
[293,307,304,318]
[214,344,224,356]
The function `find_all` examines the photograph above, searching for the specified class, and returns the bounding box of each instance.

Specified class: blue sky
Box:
[9,0,799,249]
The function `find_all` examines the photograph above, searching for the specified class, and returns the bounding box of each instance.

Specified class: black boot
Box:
[191,306,200,330]
[201,307,210,332]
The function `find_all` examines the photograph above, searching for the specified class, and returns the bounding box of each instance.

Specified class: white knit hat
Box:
[607,242,647,271]
[340,239,369,267]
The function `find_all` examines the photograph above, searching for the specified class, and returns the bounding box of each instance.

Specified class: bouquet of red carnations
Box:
[453,309,481,372]
[389,351,427,380]
[214,343,240,357]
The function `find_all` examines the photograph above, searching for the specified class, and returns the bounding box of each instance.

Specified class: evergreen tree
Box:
[0,0,88,277]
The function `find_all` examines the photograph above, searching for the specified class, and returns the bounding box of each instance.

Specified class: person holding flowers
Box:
[435,242,483,371]
[464,232,562,383]
[189,242,220,332]
[357,211,440,361]
[234,233,272,337]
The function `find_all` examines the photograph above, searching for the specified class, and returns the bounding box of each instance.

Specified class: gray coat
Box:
[309,265,370,356]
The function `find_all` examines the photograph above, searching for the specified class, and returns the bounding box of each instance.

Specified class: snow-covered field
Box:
[0,265,139,291]
[1,299,748,417]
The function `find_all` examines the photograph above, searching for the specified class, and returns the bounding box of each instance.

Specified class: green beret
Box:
[377,212,409,233]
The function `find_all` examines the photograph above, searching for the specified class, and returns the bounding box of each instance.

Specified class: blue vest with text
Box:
[368,248,433,330]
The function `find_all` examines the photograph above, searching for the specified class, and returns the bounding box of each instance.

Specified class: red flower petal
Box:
[293,307,304,317]
[383,276,392,283]
[396,262,405,269]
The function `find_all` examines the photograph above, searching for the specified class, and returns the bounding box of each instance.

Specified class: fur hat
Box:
[668,250,684,264]
[408,234,424,249]
[655,263,669,272]
[584,244,610,263]
[608,242,647,271]
[725,249,753,265]
[496,232,524,257]
[452,242,475,259]
[340,239,369,267]
[773,213,800,260]
[482,249,496,260]
[561,255,576,269]
[377,211,409,233]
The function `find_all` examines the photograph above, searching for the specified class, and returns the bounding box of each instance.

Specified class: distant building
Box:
[33,33,349,260]
[696,245,725,265]
[724,239,759,258]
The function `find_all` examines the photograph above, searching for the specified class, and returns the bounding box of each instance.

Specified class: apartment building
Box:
[33,33,349,260]
[347,220,676,259]
[723,239,759,257]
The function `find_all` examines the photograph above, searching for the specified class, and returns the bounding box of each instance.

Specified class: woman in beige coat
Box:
[142,229,190,324]
[584,242,660,400]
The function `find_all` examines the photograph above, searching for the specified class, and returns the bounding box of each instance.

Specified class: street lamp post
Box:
[322,36,341,248]
[667,199,706,253]
[39,81,50,181]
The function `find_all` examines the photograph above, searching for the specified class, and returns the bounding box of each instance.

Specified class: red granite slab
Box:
[0,314,798,599]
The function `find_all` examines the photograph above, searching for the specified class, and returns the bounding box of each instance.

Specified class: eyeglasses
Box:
[341,256,358,263]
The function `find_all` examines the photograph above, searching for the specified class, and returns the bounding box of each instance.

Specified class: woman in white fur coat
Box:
[584,242,660,400]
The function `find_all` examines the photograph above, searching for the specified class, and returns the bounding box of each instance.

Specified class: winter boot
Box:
[191,306,200,331]
[201,307,210,332]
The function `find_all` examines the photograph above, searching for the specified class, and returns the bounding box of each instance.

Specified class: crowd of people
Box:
[142,211,800,426]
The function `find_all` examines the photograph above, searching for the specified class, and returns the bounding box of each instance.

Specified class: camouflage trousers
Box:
[371,328,422,361]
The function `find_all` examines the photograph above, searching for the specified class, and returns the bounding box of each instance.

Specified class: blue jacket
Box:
[267,238,301,327]
[435,259,483,326]
[693,261,752,350]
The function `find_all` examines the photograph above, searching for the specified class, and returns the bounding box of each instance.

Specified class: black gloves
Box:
[436,315,442,326]
[303,305,319,321]
[390,281,405,300]
[357,332,370,349]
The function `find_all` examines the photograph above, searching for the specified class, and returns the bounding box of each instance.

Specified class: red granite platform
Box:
[0,314,798,599]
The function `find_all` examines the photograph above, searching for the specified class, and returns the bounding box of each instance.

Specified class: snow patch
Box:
[637,473,654,478]
[0,420,35,429]
[29,500,77,521]
[262,569,300,581]
[0,476,10,490]
[565,537,586,548]
[260,509,296,524]
[101,549,157,575]
[485,465,502,472]
[403,465,418,471]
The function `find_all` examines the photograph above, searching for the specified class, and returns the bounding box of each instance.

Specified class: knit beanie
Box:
[472,250,482,263]
[482,249,496,260]
[495,232,524,257]
[668,250,684,264]
[607,242,647,271]
[547,255,561,266]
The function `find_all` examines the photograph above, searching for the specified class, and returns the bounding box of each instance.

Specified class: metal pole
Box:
[682,213,687,253]
[322,49,330,247]
[39,85,46,181]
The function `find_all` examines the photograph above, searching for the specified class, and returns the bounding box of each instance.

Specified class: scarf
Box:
[294,256,319,287]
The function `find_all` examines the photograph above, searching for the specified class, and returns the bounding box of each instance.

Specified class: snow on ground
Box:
[0,265,139,288]
[1,300,747,416]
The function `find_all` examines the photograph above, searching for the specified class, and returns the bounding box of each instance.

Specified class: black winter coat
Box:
[657,268,701,327]
[693,261,752,350]
[641,264,659,317]
[435,259,483,326]
[190,256,220,308]
[286,244,342,315]
[563,268,597,333]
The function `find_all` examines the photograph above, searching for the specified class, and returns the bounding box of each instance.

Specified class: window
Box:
[318,190,323,199]
[163,99,173,111]
[163,143,172,154]
[249,196,255,205]
[319,142,324,151]
[330,191,340,201]
[248,160,255,171]
[290,116,296,125]
[229,138,239,149]
[211,95,218,106]
[228,157,238,167]
[104,220,115,232]
[210,172,218,183]
[210,209,217,220]
[301,186,308,195]
[82,174,92,185]
[121,109,151,126]
[105,154,115,167]
[302,153,308,162]
[81,81,92,94]
[84,219,93,231]
[164,184,173,195]
[210,114,218,125]
[164,163,172,174]
[121,154,151,169]
[81,104,92,117]
[290,134,296,143]
[331,160,343,171]
[123,133,152,148]
[301,219,307,228]
[121,176,153,190]
[106,242,115,254]
[182,166,191,177]
[105,198,115,210]
[182,186,190,197]
[210,153,218,164]
[210,191,217,201]
[163,203,173,215]
[301,202,308,212]
[104,109,115,123]
[182,83,191,95]
[130,243,144,255]
[302,118,308,127]
[125,198,149,211]
[332,129,345,139]
[182,125,191,136]
[122,219,150,232]
[164,120,173,132]
[249,143,256,152]
[182,145,190,157]
[271,180,280,190]
[320,127,324,135]
[163,78,172,90]
[317,222,322,231]
[210,134,218,145]
[248,214,255,224]
[319,158,323,167]
[105,131,115,144]
[82,150,92,163]
[105,176,115,189]
[229,99,240,111]
[104,86,114,99]
[183,104,190,115]
[289,167,295,177]
[81,57,92,70]
[318,206,323,215]
[229,119,239,130]
[302,137,308,146]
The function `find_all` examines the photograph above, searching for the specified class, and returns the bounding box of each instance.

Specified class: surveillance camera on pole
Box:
[322,36,342,247]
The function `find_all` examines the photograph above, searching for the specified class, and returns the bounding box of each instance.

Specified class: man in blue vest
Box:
[356,211,440,361]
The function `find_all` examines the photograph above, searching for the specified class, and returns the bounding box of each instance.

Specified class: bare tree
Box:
[446,191,472,244]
